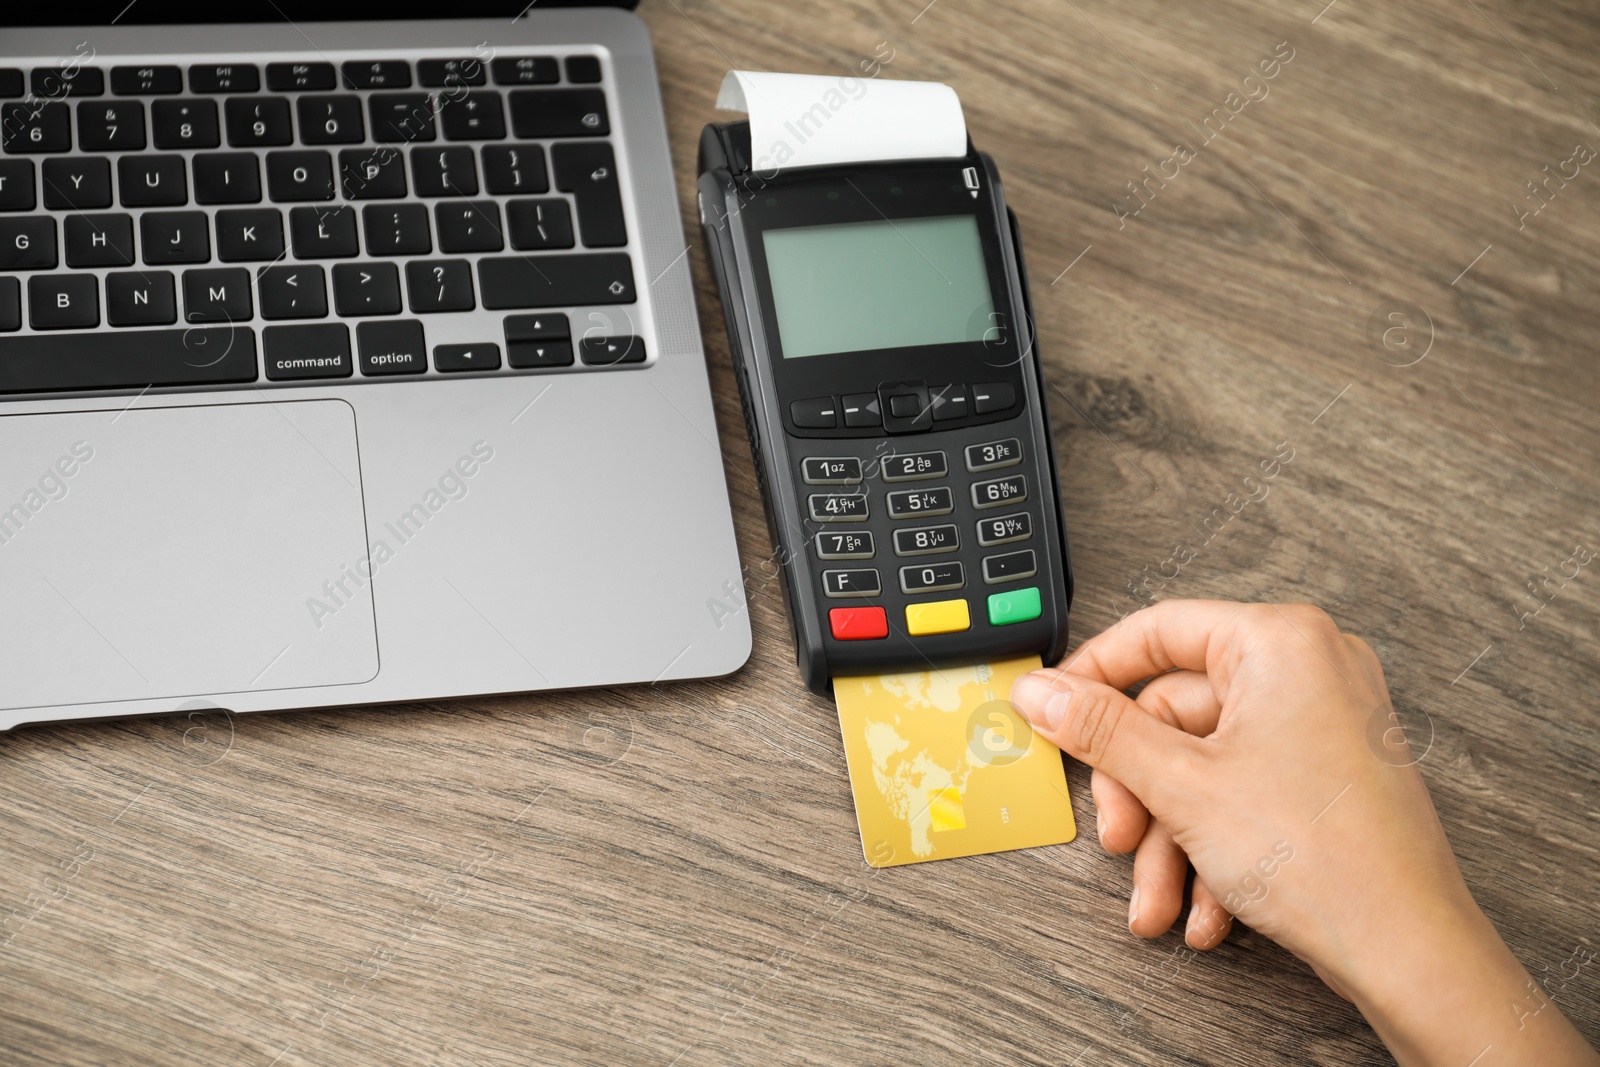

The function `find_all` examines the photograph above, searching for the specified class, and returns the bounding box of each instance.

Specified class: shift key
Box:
[477,252,634,309]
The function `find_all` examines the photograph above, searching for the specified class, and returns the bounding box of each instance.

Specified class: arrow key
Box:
[507,339,573,369]
[578,334,645,367]
[435,342,503,373]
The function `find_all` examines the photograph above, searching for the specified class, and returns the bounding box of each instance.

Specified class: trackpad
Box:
[0,400,378,712]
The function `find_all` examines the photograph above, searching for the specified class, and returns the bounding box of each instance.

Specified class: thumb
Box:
[1011,669,1201,812]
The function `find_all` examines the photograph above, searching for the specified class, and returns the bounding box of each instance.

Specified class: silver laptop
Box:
[0,1,750,731]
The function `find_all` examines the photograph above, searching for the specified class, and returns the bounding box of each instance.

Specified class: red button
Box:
[830,606,888,640]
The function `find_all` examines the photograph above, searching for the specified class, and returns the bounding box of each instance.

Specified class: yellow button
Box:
[905,598,970,636]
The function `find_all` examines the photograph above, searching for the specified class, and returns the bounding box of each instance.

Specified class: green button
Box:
[988,586,1042,626]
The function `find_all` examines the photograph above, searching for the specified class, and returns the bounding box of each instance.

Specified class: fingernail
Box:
[1185,903,1199,937]
[1044,691,1070,729]
[1096,807,1112,847]
[1128,886,1141,930]
[1011,672,1058,728]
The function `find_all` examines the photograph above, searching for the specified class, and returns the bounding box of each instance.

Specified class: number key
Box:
[899,561,965,594]
[297,95,365,145]
[893,524,959,556]
[152,98,219,148]
[808,492,869,522]
[815,531,873,560]
[886,486,954,519]
[76,100,145,151]
[966,438,1022,471]
[976,511,1031,546]
[971,475,1027,509]
[881,450,947,481]
[1,102,72,153]
[802,457,862,485]
[225,96,293,147]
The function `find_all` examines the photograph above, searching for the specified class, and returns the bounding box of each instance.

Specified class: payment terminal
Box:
[698,120,1073,693]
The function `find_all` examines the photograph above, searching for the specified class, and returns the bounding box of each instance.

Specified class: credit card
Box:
[833,655,1076,868]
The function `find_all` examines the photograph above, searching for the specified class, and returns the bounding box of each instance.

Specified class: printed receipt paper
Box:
[833,656,1076,868]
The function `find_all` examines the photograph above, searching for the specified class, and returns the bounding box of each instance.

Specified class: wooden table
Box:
[4,1,1598,1063]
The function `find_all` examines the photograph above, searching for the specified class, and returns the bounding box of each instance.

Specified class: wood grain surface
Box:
[4,0,1599,1064]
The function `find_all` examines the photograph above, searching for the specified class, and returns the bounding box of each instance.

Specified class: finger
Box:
[1135,669,1224,738]
[1058,599,1254,693]
[1091,768,1148,854]
[1129,820,1187,938]
[1185,879,1234,950]
[1012,670,1204,808]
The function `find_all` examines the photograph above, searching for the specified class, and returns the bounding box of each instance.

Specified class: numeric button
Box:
[76,101,145,151]
[972,475,1026,509]
[881,451,946,481]
[808,493,868,522]
[822,569,881,598]
[152,98,219,148]
[886,486,953,519]
[976,511,1031,546]
[815,531,874,560]
[225,97,292,147]
[802,457,862,485]
[900,561,965,594]
[2,102,71,153]
[893,525,958,556]
[297,95,364,144]
[966,438,1022,471]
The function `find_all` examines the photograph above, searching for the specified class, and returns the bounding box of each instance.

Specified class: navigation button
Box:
[930,383,967,421]
[791,396,837,429]
[579,334,645,365]
[972,381,1016,414]
[507,339,572,367]
[841,392,880,427]
[435,342,502,372]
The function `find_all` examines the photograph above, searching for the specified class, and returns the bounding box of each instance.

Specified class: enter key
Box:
[552,142,628,248]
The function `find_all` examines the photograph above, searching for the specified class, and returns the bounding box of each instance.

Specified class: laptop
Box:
[0,1,751,731]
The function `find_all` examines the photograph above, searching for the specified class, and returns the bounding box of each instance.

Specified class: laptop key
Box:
[506,198,573,250]
[439,90,505,141]
[434,342,501,373]
[225,97,293,147]
[106,270,177,326]
[140,210,210,265]
[263,323,352,380]
[0,160,35,209]
[31,67,104,98]
[193,152,261,204]
[490,57,558,86]
[565,57,602,84]
[435,200,503,253]
[188,64,259,94]
[183,267,252,323]
[579,334,645,366]
[412,147,478,196]
[0,277,17,331]
[152,98,220,149]
[111,65,183,95]
[358,319,428,375]
[552,142,626,247]
[332,261,402,316]
[361,203,430,255]
[508,89,609,138]
[477,253,635,309]
[42,156,112,210]
[63,212,135,267]
[215,207,284,261]
[342,61,410,90]
[482,144,547,194]
[0,70,22,99]
[0,217,57,269]
[266,149,336,201]
[77,100,146,151]
[289,205,359,257]
[0,326,257,393]
[28,275,99,329]
[405,259,474,313]
[2,102,71,153]
[297,95,364,144]
[266,62,336,92]
[258,264,328,319]
[369,93,437,144]
[339,147,408,199]
[418,58,486,88]
[118,155,187,206]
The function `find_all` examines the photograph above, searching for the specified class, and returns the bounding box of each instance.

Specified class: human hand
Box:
[1010,599,1599,1066]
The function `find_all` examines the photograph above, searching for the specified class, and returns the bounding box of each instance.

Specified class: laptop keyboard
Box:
[0,52,647,395]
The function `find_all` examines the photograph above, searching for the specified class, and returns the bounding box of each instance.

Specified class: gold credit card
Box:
[833,655,1076,868]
